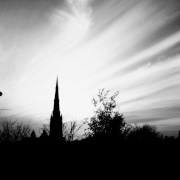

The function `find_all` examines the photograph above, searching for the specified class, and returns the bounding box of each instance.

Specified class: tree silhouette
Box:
[87,89,131,140]
[41,124,50,136]
[0,120,32,143]
[127,124,163,142]
[0,92,2,96]
[41,120,83,142]
[63,121,83,141]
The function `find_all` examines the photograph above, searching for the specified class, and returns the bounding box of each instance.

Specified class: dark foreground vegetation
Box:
[0,89,180,174]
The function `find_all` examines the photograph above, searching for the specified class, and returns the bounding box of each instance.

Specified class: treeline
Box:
[0,89,180,147]
[0,89,180,145]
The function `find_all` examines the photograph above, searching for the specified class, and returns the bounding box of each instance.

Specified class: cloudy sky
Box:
[0,0,180,136]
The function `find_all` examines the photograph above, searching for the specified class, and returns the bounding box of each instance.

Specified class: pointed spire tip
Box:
[56,75,58,87]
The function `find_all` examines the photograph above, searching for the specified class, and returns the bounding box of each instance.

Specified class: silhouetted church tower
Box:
[50,77,63,142]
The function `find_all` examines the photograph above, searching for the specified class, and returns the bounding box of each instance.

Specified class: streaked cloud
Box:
[0,0,180,135]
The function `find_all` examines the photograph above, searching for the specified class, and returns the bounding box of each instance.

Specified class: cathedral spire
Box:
[53,76,60,113]
[50,77,63,142]
[56,76,58,88]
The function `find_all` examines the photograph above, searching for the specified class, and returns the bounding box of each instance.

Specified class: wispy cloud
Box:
[0,0,180,135]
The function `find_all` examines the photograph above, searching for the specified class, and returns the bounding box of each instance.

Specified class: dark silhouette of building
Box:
[30,130,36,139]
[50,77,63,142]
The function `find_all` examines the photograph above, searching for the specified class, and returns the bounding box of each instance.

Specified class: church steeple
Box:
[50,77,63,142]
[53,76,60,113]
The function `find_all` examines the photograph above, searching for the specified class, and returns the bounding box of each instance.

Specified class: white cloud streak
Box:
[0,0,180,135]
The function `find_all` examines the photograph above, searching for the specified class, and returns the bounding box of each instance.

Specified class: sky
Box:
[0,0,180,136]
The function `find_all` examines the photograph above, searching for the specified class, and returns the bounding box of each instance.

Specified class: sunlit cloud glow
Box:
[0,0,180,135]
